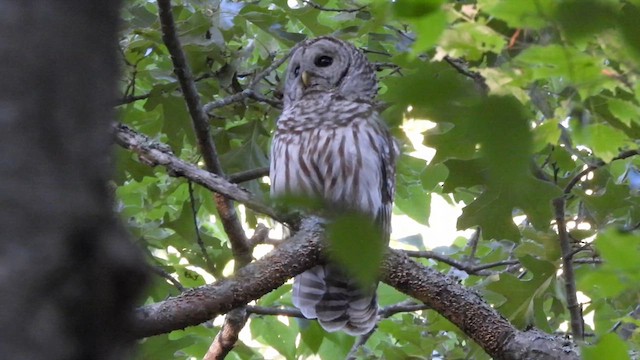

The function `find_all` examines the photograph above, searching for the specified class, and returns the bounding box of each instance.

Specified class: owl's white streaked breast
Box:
[270,93,385,218]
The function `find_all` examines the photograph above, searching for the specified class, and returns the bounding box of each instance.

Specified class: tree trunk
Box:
[0,1,146,359]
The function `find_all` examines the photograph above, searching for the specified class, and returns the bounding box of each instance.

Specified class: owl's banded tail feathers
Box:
[292,265,378,336]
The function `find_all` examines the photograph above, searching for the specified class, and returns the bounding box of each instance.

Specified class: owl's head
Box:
[283,37,377,106]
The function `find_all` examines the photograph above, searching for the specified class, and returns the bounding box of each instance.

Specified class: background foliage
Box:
[116,0,640,358]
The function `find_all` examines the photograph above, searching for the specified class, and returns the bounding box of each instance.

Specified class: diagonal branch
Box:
[113,123,285,223]
[133,218,324,338]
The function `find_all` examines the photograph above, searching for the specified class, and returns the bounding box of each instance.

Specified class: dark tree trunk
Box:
[0,1,146,359]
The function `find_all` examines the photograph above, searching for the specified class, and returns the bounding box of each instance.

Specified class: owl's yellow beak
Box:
[301,71,310,87]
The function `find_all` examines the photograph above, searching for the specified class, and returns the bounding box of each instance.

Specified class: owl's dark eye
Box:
[293,65,300,77]
[314,55,333,67]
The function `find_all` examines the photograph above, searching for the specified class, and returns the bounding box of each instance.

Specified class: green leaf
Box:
[555,0,617,42]
[440,22,507,61]
[513,44,611,98]
[573,123,632,162]
[474,96,532,194]
[395,184,431,225]
[391,0,444,18]
[408,9,448,55]
[582,333,631,360]
[595,228,640,272]
[326,213,386,286]
[479,0,556,29]
[250,316,297,359]
[485,255,555,327]
[532,119,561,152]
[607,98,640,126]
[420,162,449,191]
[619,2,640,61]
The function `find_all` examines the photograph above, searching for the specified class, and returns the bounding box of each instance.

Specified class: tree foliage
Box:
[116,0,640,358]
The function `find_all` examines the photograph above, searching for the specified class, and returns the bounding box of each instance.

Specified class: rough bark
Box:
[0,1,146,359]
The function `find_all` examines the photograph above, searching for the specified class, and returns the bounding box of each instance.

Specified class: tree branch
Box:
[202,43,300,113]
[563,149,639,195]
[443,55,489,94]
[113,123,285,223]
[228,167,269,183]
[133,218,324,338]
[404,250,518,276]
[553,197,583,341]
[134,221,579,359]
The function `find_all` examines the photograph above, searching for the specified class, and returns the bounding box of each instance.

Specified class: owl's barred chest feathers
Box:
[271,91,389,216]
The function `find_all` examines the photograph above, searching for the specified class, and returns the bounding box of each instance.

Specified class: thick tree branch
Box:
[134,221,579,359]
[133,218,324,338]
[382,250,579,360]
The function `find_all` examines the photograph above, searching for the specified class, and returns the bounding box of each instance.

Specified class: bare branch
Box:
[404,250,516,276]
[203,43,299,113]
[187,181,217,274]
[148,265,186,293]
[228,167,269,184]
[246,306,304,318]
[443,55,489,94]
[553,197,583,341]
[203,308,248,360]
[113,123,286,223]
[133,218,324,338]
[563,149,639,195]
[157,0,224,175]
[116,93,150,106]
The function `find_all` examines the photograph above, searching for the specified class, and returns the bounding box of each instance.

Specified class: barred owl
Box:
[270,37,397,335]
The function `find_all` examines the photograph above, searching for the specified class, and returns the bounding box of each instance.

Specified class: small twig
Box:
[246,305,304,317]
[553,197,583,341]
[116,93,151,106]
[301,0,366,13]
[248,223,271,249]
[348,300,430,359]
[443,55,489,94]
[563,149,639,195]
[379,300,430,318]
[187,181,217,274]
[465,227,481,262]
[157,0,224,175]
[228,167,269,183]
[404,250,515,275]
[203,44,300,113]
[508,29,522,49]
[346,327,376,360]
[148,265,186,292]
